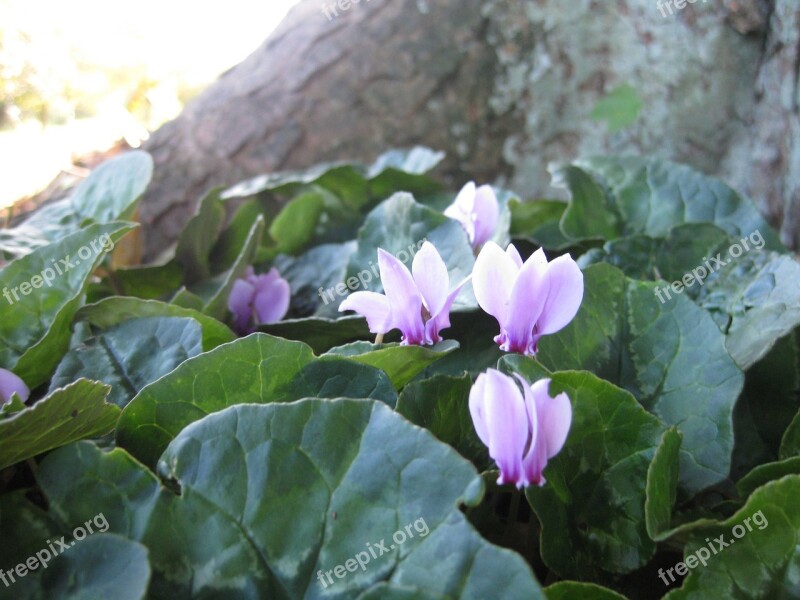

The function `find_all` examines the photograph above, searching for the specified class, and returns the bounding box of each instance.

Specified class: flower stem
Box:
[374,333,384,345]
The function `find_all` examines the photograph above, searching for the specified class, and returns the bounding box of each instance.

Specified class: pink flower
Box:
[227,267,290,334]
[339,242,467,346]
[444,182,500,250]
[0,368,29,405]
[473,242,584,355]
[469,370,572,488]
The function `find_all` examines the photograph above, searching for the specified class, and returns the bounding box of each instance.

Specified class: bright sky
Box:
[0,0,302,208]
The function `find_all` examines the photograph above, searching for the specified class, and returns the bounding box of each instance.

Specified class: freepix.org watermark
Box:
[657,0,708,18]
[316,517,429,588]
[658,509,768,586]
[0,512,109,588]
[653,230,765,304]
[3,234,114,305]
[321,0,374,21]
[318,238,426,305]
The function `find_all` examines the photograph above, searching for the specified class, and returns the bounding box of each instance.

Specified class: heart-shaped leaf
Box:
[0,379,118,470]
[664,476,800,598]
[76,297,235,351]
[0,222,136,387]
[116,333,398,467]
[34,400,545,598]
[537,263,744,497]
[325,340,459,389]
[49,317,203,408]
[500,358,666,579]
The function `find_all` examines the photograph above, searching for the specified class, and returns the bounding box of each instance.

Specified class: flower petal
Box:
[515,374,544,487]
[530,247,548,268]
[471,185,500,248]
[538,254,584,336]
[506,244,523,269]
[412,241,449,317]
[339,291,392,333]
[444,182,477,242]
[0,368,29,404]
[378,249,425,344]
[480,369,529,486]
[227,278,256,332]
[253,272,291,325]
[472,241,519,327]
[504,253,550,354]
[425,275,469,343]
[469,372,491,447]
[530,378,572,459]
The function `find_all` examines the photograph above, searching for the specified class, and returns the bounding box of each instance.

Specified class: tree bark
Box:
[141,0,799,257]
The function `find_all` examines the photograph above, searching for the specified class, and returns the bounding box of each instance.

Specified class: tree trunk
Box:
[141,0,799,258]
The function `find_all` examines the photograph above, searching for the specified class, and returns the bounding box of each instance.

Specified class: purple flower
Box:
[339,242,467,346]
[0,368,29,405]
[469,369,571,488]
[227,266,290,334]
[473,242,584,355]
[444,182,499,250]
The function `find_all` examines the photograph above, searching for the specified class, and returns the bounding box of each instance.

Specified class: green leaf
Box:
[552,166,622,242]
[258,315,372,354]
[367,147,445,200]
[0,200,81,261]
[537,264,744,497]
[198,215,264,320]
[507,366,665,579]
[0,394,26,417]
[545,581,628,600]
[273,241,358,318]
[325,340,459,389]
[0,152,152,261]
[0,379,118,470]
[554,156,783,249]
[116,333,398,467]
[5,534,151,600]
[0,222,136,387]
[589,84,643,133]
[414,310,506,379]
[698,252,800,368]
[76,297,235,351]
[781,409,800,460]
[70,151,153,222]
[736,457,800,499]
[268,189,326,254]
[112,261,184,300]
[209,199,265,273]
[578,223,732,286]
[37,401,546,598]
[222,160,365,200]
[366,146,445,178]
[645,428,683,541]
[509,198,571,250]
[345,192,475,307]
[396,374,489,469]
[174,188,225,283]
[664,476,800,598]
[730,333,799,480]
[49,317,203,408]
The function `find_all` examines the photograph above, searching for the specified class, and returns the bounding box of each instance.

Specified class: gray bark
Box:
[141,0,799,257]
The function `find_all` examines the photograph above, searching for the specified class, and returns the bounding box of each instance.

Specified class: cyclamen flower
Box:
[339,242,467,346]
[444,182,499,250]
[473,242,584,356]
[469,369,571,488]
[227,266,290,334]
[0,368,29,405]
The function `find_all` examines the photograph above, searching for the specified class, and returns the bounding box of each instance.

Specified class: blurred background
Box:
[2,0,798,253]
[0,0,300,207]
